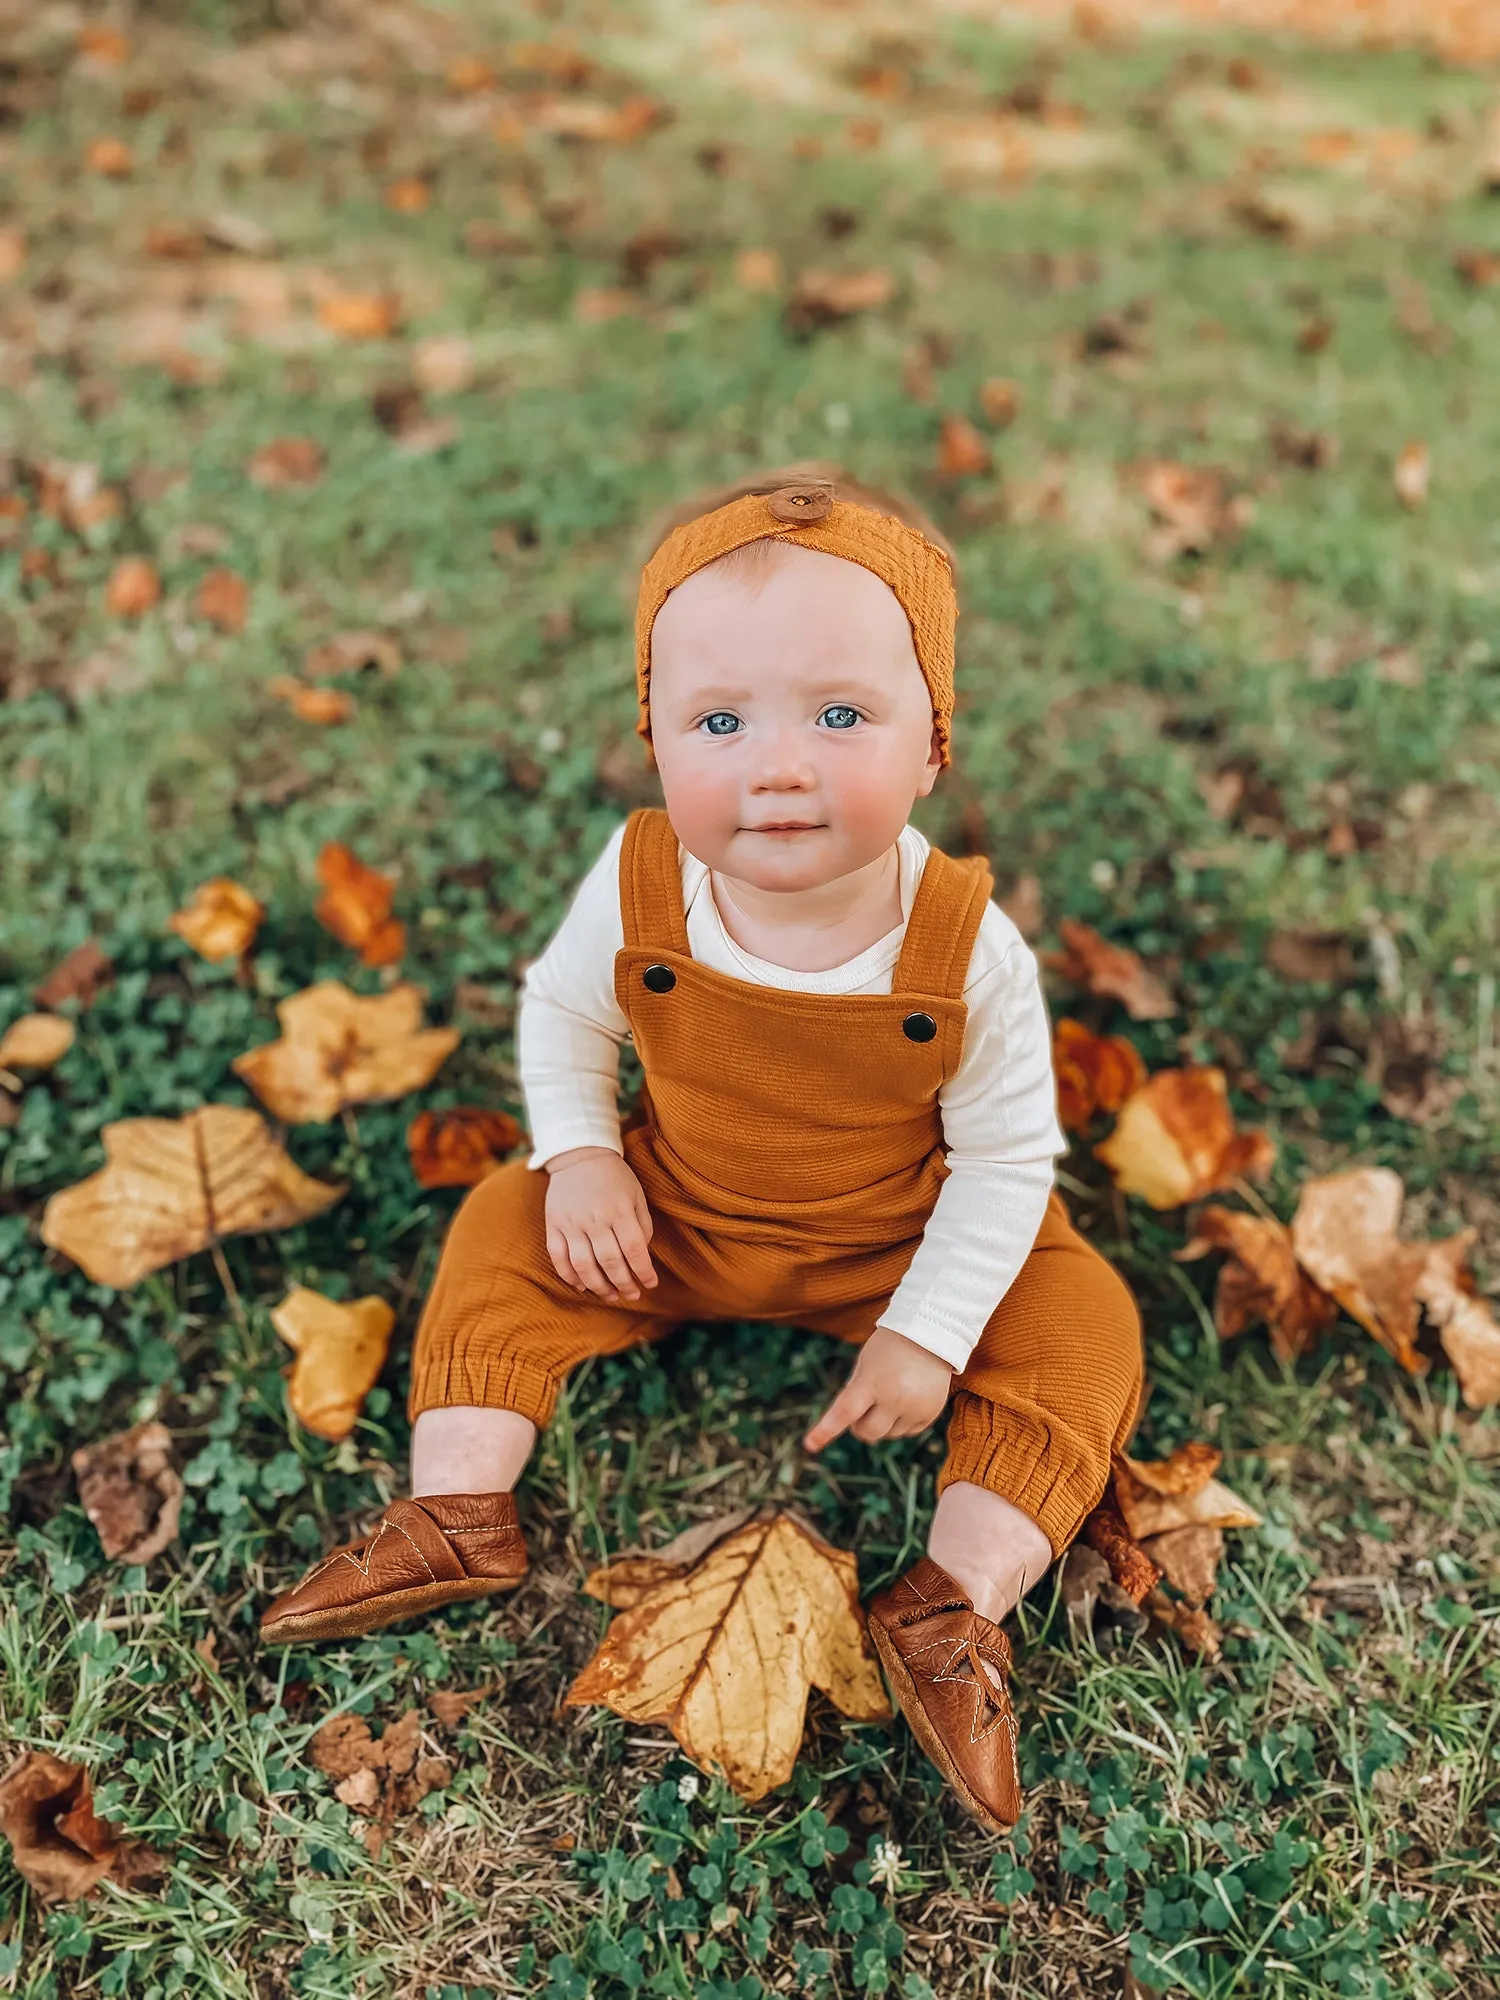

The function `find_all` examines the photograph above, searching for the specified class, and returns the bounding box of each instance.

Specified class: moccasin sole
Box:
[260,1571,525,1646]
[868,1610,1020,1838]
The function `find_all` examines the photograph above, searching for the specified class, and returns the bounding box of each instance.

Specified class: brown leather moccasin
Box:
[864,1555,1023,1836]
[260,1491,528,1646]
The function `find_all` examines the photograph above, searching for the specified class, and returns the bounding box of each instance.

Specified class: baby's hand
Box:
[544,1147,658,1303]
[803,1325,953,1452]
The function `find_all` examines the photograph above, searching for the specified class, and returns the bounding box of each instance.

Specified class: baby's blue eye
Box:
[820,705,861,730]
[700,711,741,736]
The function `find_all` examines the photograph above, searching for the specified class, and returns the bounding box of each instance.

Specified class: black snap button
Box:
[902,1011,937,1043]
[642,964,676,993]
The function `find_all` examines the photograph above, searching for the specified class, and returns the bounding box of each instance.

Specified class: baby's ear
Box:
[915,724,944,795]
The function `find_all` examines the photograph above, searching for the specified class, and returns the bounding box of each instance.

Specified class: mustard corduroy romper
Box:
[408,808,1146,1556]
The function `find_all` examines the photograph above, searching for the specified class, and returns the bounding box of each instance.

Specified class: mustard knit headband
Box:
[634,480,958,768]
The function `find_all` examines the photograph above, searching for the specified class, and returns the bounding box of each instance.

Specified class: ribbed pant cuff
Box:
[939,1398,1113,1559]
[406,1346,564,1428]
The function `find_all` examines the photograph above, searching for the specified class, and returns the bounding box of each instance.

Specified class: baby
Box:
[262,466,1146,1836]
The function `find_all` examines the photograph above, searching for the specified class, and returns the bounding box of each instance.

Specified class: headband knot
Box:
[635,488,957,766]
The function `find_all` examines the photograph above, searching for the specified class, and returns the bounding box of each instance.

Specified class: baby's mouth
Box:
[746,821,825,833]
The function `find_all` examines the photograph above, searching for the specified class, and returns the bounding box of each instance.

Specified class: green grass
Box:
[2,2,1499,1995]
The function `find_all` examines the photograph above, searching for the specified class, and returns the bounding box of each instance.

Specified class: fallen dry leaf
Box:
[527,93,664,143]
[40,1104,344,1288]
[1079,1491,1162,1604]
[312,842,405,966]
[71,1420,183,1564]
[785,266,896,334]
[1094,1066,1276,1209]
[317,291,402,341]
[1453,247,1500,288]
[267,676,357,723]
[194,568,249,633]
[1138,460,1253,559]
[247,436,325,488]
[1139,1523,1223,1606]
[1265,928,1358,983]
[406,1107,525,1188]
[307,1709,450,1857]
[105,557,160,618]
[0,225,27,280]
[1394,440,1430,510]
[1058,1543,1148,1639]
[581,1504,763,1609]
[385,177,431,214]
[303,631,402,679]
[1289,1166,1500,1401]
[32,940,114,1010]
[1053,1017,1148,1130]
[979,377,1021,426]
[1041,918,1175,1019]
[567,1505,890,1803]
[85,137,133,178]
[272,1284,395,1440]
[1175,1204,1339,1362]
[1113,1444,1263,1541]
[0,1012,76,1080]
[411,335,474,395]
[734,247,782,291]
[0,1752,166,1904]
[427,1684,502,1728]
[167,877,265,962]
[78,25,130,65]
[231,979,460,1123]
[1144,1589,1222,1660]
[573,285,638,325]
[936,413,992,477]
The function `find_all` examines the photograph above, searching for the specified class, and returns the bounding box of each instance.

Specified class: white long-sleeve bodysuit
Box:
[515,821,1070,1373]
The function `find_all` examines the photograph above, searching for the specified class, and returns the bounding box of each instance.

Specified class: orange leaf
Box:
[272,1284,395,1440]
[1079,1494,1162,1603]
[1042,917,1175,1019]
[978,377,1021,426]
[0,1753,164,1905]
[0,1013,75,1076]
[32,940,113,1010]
[230,980,460,1123]
[1174,1203,1339,1362]
[267,676,357,723]
[385,178,431,215]
[1052,1017,1147,1130]
[1454,248,1500,288]
[733,247,783,292]
[77,26,130,65]
[314,842,405,965]
[194,567,249,632]
[0,226,25,281]
[1394,440,1430,510]
[1114,1445,1262,1540]
[1094,1066,1276,1208]
[317,292,402,341]
[85,137,133,178]
[1289,1166,1500,1403]
[566,1506,889,1804]
[167,877,265,962]
[105,556,160,618]
[936,413,991,477]
[39,1105,344,1287]
[303,630,402,679]
[247,436,325,487]
[446,55,495,93]
[407,1107,525,1187]
[785,266,895,333]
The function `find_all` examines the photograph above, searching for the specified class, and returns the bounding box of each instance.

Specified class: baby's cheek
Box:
[655,746,738,857]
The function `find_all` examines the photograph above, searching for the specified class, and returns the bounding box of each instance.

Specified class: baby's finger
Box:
[804,1381,872,1452]
[615,1219,658,1289]
[565,1233,619,1300]
[591,1228,641,1300]
[853,1408,895,1444]
[547,1231,581,1291]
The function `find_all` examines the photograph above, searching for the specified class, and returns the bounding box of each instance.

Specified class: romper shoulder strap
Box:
[892,843,994,1003]
[618,807,689,954]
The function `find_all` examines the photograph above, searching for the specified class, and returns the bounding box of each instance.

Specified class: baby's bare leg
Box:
[411,1407,538,1496]
[927,1481,1053,1688]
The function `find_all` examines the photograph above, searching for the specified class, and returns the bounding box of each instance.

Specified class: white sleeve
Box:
[877,919,1069,1371]
[515,822,632,1171]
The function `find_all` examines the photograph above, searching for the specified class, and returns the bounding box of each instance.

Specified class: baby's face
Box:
[648,543,942,892]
